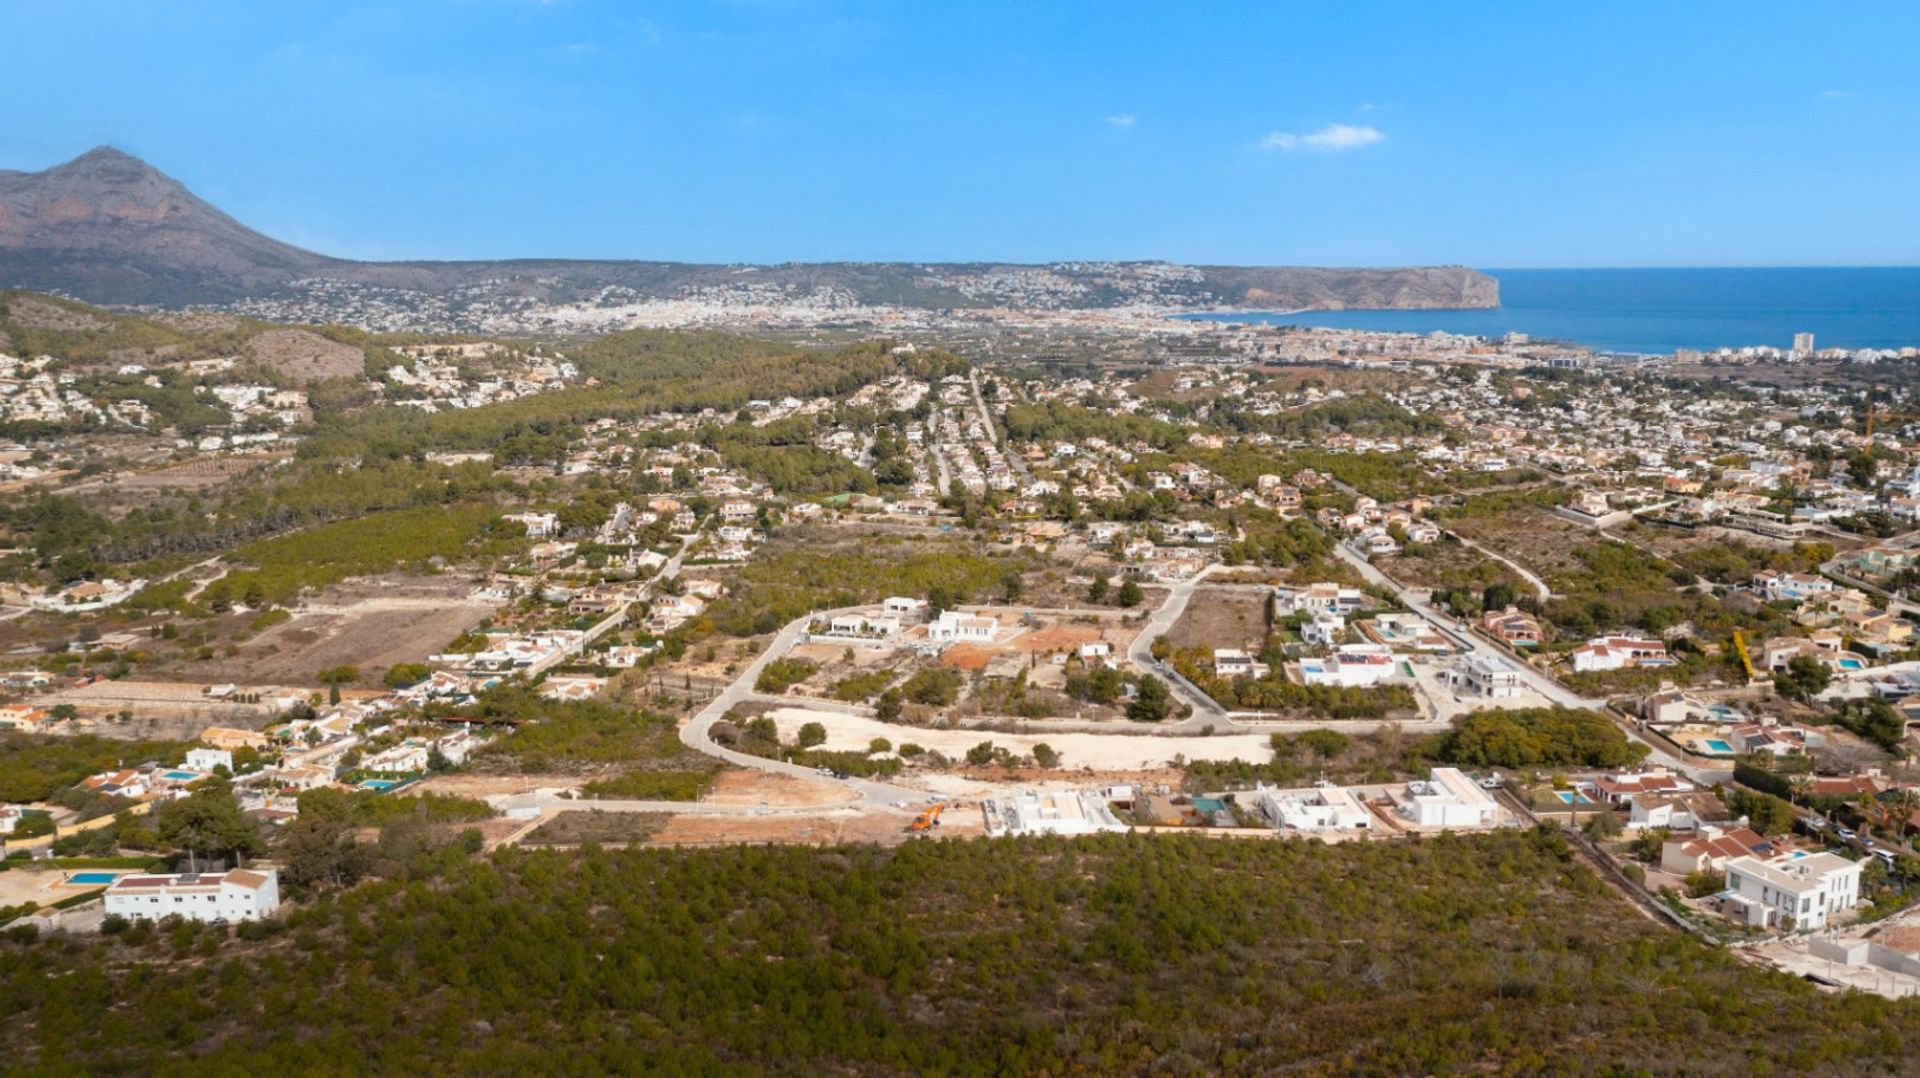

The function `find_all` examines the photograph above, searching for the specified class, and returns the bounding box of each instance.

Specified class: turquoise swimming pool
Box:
[68,871,120,885]
[1555,791,1595,805]
[161,770,200,781]
[1705,739,1734,754]
[1838,658,1865,671]
[359,779,398,791]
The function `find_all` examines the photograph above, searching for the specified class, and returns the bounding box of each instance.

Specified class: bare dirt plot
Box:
[45,679,285,725]
[763,705,1273,770]
[415,772,587,799]
[649,810,914,847]
[196,577,498,683]
[517,808,922,847]
[703,770,861,809]
[523,810,671,846]
[1166,589,1270,651]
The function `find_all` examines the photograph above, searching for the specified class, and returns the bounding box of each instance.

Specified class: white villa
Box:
[1724,852,1862,931]
[1260,785,1373,832]
[927,610,998,644]
[105,868,281,924]
[1395,768,1500,829]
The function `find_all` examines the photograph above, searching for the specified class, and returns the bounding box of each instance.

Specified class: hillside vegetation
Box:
[3,831,1916,1073]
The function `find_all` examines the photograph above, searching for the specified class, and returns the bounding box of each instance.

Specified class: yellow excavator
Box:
[907,803,945,834]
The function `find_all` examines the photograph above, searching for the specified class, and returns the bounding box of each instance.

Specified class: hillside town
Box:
[6,288,1920,1019]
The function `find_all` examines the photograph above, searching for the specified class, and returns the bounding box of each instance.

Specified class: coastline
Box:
[1172,266,1920,355]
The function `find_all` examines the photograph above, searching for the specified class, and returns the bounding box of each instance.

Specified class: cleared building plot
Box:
[1165,589,1272,652]
[760,705,1272,771]
[197,576,500,684]
[41,680,319,739]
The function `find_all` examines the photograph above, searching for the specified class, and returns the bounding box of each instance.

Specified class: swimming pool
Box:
[1838,658,1865,671]
[67,872,120,885]
[1705,739,1734,754]
[359,779,398,791]
[1555,791,1595,805]
[162,770,200,781]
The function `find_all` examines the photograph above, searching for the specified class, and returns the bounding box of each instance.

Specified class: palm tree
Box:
[1857,793,1879,843]
[1789,772,1813,808]
[1887,787,1920,843]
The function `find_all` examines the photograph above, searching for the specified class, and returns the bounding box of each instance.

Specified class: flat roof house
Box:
[1724,852,1861,931]
[1451,654,1525,698]
[1261,785,1372,832]
[1397,767,1499,830]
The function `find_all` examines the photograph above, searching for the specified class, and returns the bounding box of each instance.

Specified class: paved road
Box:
[677,609,930,809]
[968,369,1033,485]
[1126,565,1231,724]
[1334,541,1727,783]
[1448,529,1552,601]
[928,404,954,497]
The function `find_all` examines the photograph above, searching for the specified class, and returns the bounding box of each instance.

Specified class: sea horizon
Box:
[1181,266,1920,355]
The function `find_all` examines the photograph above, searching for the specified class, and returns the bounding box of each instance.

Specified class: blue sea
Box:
[1182,267,1920,355]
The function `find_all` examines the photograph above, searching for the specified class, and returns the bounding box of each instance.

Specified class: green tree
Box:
[156,782,264,871]
[277,813,367,890]
[1001,570,1024,605]
[1296,729,1349,760]
[1128,677,1170,723]
[1772,655,1831,702]
[1116,579,1145,608]
[385,663,433,688]
[1087,575,1109,603]
[1032,743,1060,769]
[797,722,827,749]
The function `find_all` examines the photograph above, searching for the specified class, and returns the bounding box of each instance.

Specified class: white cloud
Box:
[1106,113,1135,128]
[1818,89,1853,100]
[1261,123,1385,153]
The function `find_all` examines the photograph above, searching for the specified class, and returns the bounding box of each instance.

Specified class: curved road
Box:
[1448,529,1552,602]
[678,608,930,809]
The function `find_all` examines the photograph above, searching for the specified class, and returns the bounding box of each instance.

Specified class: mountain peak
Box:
[0,146,333,304]
[47,145,170,180]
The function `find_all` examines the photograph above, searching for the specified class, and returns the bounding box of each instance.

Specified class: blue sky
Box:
[4,1,1917,267]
